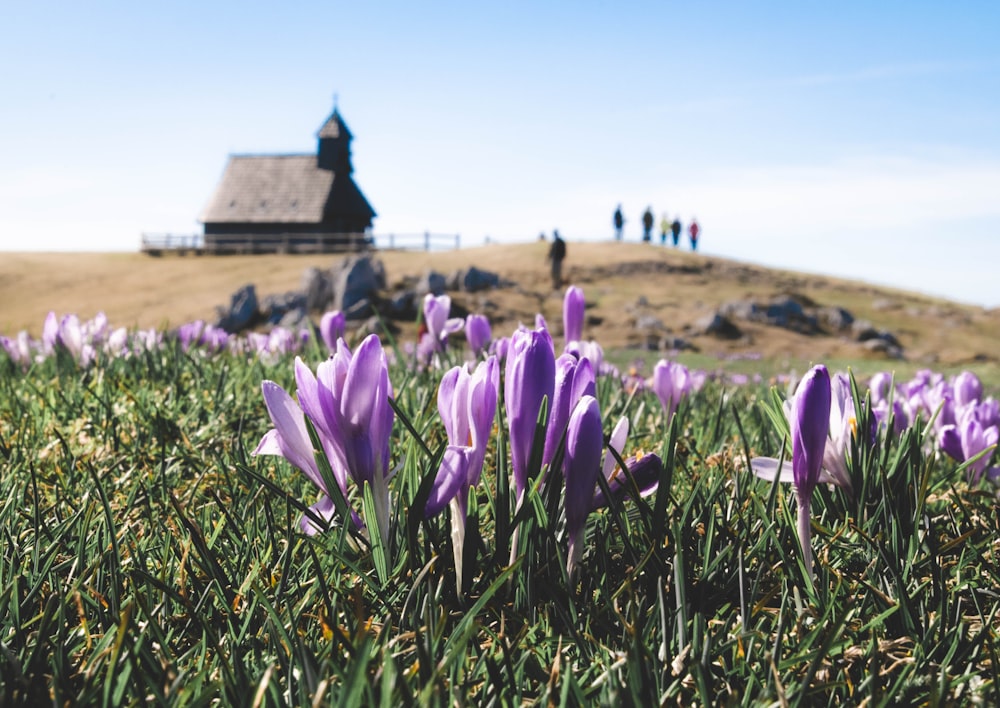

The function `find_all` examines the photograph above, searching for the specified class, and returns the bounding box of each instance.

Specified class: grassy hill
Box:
[3,242,998,378]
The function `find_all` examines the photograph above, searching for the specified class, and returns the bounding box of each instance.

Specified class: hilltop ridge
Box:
[2,242,997,369]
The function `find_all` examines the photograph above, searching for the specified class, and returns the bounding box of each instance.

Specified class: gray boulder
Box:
[278,307,308,329]
[852,321,901,347]
[343,297,375,322]
[764,297,818,333]
[635,314,666,331]
[333,255,385,312]
[661,336,698,352]
[718,300,757,321]
[386,291,418,320]
[216,284,259,333]
[720,296,818,334]
[696,313,743,339]
[415,270,448,296]
[853,319,904,357]
[261,291,307,325]
[302,267,333,312]
[862,338,905,360]
[449,266,501,292]
[818,306,854,331]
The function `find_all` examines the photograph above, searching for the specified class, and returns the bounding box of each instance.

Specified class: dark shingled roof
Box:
[200,107,376,230]
[200,155,335,224]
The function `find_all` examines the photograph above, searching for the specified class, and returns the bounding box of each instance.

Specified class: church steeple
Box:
[317,104,354,173]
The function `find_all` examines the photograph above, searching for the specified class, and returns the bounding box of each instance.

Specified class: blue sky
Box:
[2,2,999,306]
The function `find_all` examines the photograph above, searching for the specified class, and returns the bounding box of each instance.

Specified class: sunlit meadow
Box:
[2,288,999,705]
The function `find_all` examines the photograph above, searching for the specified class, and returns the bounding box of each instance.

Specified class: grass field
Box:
[2,291,999,704]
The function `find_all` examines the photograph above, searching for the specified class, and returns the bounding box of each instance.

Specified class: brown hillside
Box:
[2,243,998,370]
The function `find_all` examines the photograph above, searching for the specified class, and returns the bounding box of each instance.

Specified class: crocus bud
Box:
[563,395,603,581]
[652,359,692,427]
[790,364,831,575]
[563,285,585,344]
[465,314,492,355]
[543,354,596,468]
[504,328,556,501]
[320,310,345,352]
[791,365,832,497]
[423,294,463,351]
[953,371,983,408]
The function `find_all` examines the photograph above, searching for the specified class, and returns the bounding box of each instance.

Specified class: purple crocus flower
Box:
[821,372,856,493]
[868,371,894,406]
[960,417,999,484]
[42,311,59,356]
[753,369,856,499]
[564,339,605,374]
[952,371,983,409]
[425,356,499,595]
[563,285,585,344]
[973,398,1000,431]
[652,359,692,427]
[57,314,82,355]
[254,335,395,549]
[593,452,664,509]
[320,335,395,546]
[320,310,346,353]
[261,327,308,361]
[465,314,492,356]
[868,370,914,434]
[176,320,204,352]
[543,353,596,468]
[1,331,35,368]
[427,356,499,511]
[423,294,464,353]
[490,336,511,363]
[254,378,354,534]
[105,327,129,358]
[82,312,109,344]
[592,417,663,508]
[53,314,96,367]
[563,395,603,581]
[201,324,231,354]
[938,406,999,484]
[504,327,556,504]
[753,365,831,575]
[132,328,161,353]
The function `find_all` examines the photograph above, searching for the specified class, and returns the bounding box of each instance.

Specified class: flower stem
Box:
[796,490,814,582]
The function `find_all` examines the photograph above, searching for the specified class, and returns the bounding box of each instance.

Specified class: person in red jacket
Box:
[689,218,700,251]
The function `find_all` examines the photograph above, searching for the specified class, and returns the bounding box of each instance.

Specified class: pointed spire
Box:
[317,96,354,170]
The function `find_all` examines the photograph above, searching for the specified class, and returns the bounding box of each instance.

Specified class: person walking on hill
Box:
[548,230,567,289]
[671,217,682,247]
[613,205,624,241]
[641,207,654,242]
[689,218,700,251]
[659,214,670,245]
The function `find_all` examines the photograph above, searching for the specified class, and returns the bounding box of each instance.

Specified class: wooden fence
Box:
[141,232,460,255]
[372,232,461,251]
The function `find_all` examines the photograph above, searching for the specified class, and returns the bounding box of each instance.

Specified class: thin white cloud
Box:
[759,59,986,90]
[662,155,1000,235]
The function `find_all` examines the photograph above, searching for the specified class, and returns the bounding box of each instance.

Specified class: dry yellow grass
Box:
[2,242,998,369]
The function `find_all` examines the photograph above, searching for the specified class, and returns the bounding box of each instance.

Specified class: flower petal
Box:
[300,496,338,536]
[750,456,794,484]
[425,446,471,518]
